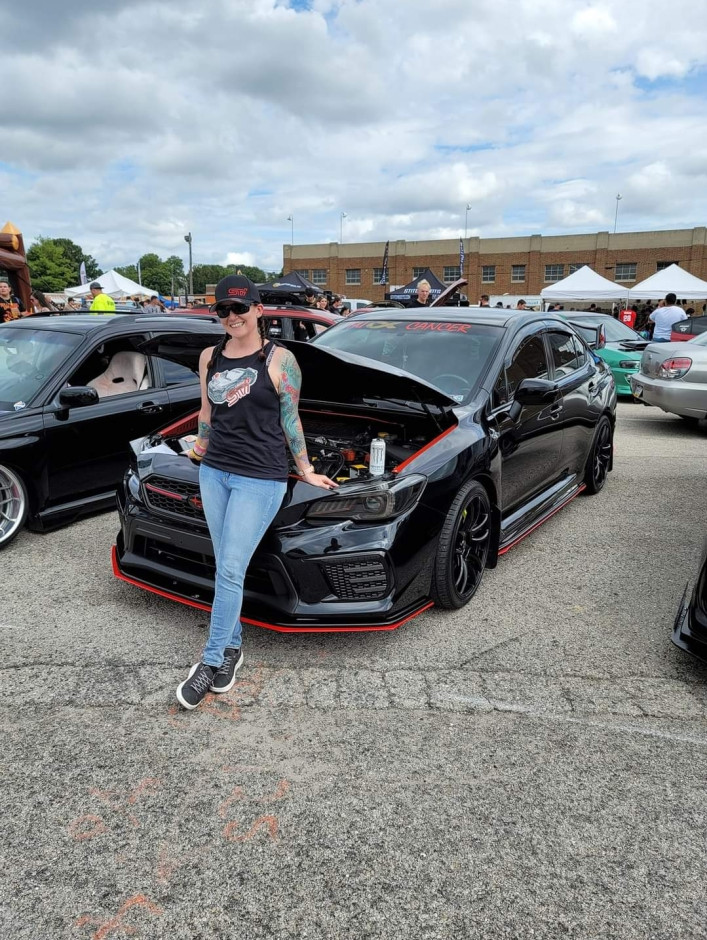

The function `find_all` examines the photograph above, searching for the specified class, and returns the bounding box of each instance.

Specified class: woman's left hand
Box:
[303,472,339,490]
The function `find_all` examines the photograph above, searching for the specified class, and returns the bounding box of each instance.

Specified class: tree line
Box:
[25,236,281,295]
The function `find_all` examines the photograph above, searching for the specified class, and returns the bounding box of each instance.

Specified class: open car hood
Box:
[139,332,457,410]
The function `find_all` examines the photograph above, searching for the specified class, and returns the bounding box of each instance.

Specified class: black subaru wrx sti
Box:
[113,309,617,632]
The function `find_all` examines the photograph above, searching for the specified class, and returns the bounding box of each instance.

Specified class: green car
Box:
[564,313,647,396]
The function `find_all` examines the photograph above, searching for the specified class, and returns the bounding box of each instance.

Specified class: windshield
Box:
[689,332,707,346]
[313,318,503,402]
[0,327,83,411]
[570,317,641,343]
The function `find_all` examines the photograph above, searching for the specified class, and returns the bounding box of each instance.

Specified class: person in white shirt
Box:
[649,292,687,342]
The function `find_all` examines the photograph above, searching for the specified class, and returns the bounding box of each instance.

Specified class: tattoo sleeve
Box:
[193,419,212,456]
[278,351,309,467]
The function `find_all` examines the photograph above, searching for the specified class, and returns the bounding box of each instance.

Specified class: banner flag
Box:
[459,237,465,273]
[379,240,390,284]
[79,261,87,285]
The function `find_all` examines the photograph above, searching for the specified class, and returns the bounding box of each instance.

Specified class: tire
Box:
[583,416,613,495]
[431,479,492,610]
[0,465,28,548]
[680,416,700,426]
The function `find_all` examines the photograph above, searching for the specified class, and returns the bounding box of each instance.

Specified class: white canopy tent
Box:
[65,269,158,299]
[540,265,628,303]
[627,263,707,301]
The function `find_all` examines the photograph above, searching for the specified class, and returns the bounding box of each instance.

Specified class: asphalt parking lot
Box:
[3,402,707,939]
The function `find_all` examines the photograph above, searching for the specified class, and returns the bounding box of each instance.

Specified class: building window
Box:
[412,267,426,279]
[568,263,588,274]
[511,264,526,283]
[345,269,361,285]
[657,261,679,271]
[544,264,565,282]
[615,263,637,282]
[311,269,327,285]
[481,265,496,283]
[443,265,461,283]
[294,269,310,280]
[373,268,388,284]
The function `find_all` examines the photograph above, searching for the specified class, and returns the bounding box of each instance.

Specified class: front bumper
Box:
[629,373,707,418]
[612,366,640,396]
[113,480,438,632]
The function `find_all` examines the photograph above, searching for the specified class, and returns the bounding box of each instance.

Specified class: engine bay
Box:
[167,408,450,483]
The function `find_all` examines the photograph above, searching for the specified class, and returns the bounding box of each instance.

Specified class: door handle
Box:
[549,402,563,420]
[137,401,164,414]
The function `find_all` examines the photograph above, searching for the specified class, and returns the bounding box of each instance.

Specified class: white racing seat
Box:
[88,351,149,398]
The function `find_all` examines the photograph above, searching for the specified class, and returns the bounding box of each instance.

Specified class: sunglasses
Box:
[212,301,255,318]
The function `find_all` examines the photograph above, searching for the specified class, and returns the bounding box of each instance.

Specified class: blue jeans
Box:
[198,464,286,667]
[652,337,670,342]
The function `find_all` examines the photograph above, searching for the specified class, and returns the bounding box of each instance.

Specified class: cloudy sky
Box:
[3,0,707,273]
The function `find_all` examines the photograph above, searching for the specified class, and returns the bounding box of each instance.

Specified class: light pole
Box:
[340,211,347,243]
[613,194,622,234]
[464,204,472,239]
[287,215,294,245]
[184,232,193,299]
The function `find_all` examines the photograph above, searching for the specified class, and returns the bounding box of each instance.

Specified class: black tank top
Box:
[202,341,289,481]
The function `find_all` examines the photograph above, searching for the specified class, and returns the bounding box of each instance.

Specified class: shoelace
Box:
[190,668,214,696]
[216,653,234,677]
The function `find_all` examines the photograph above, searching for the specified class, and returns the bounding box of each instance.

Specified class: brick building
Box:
[283,227,707,302]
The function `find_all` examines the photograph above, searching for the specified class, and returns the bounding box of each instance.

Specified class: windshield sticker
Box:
[345,321,399,330]
[405,322,471,333]
[13,401,26,411]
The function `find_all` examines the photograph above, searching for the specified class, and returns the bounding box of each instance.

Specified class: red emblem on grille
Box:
[189,495,203,510]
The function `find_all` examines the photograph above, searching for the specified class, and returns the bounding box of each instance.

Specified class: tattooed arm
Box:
[187,346,214,462]
[275,348,338,490]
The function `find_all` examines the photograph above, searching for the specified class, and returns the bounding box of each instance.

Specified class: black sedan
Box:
[113,309,617,632]
[0,314,222,547]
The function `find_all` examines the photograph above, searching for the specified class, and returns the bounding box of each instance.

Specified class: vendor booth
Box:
[627,264,707,301]
[540,265,627,306]
[65,269,158,299]
[387,268,445,304]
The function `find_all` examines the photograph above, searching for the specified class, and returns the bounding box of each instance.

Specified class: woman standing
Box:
[177,275,338,710]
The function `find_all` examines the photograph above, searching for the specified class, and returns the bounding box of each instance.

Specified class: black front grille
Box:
[319,556,390,600]
[143,475,205,522]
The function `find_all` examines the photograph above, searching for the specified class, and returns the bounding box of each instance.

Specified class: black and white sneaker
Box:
[209,647,244,694]
[176,663,215,710]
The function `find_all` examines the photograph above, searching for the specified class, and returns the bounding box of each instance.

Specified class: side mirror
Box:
[514,377,560,405]
[58,386,99,408]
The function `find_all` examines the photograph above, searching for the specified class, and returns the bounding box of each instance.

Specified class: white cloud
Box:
[1,0,707,273]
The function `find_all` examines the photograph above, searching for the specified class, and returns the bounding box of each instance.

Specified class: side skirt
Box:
[498,478,586,556]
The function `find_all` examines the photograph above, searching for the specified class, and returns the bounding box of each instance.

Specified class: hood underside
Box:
[139,333,457,410]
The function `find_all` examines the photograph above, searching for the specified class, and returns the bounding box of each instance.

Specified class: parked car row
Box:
[3,303,705,670]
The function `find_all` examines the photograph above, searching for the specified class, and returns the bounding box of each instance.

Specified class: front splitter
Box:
[111,545,433,633]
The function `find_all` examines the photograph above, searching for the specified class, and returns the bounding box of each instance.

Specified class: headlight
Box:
[126,468,142,502]
[306,474,427,522]
[657,357,692,380]
[618,360,639,369]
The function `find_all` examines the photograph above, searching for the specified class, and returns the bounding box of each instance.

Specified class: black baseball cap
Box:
[213,274,261,308]
[90,282,102,290]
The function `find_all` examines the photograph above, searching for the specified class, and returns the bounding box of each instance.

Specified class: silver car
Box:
[629,332,707,423]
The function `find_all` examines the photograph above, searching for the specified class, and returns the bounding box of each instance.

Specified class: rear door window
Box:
[547,331,585,378]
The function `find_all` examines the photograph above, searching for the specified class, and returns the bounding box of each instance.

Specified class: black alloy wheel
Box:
[584,415,613,495]
[431,479,492,609]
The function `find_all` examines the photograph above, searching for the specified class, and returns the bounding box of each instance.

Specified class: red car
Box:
[169,304,339,341]
[671,315,707,342]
